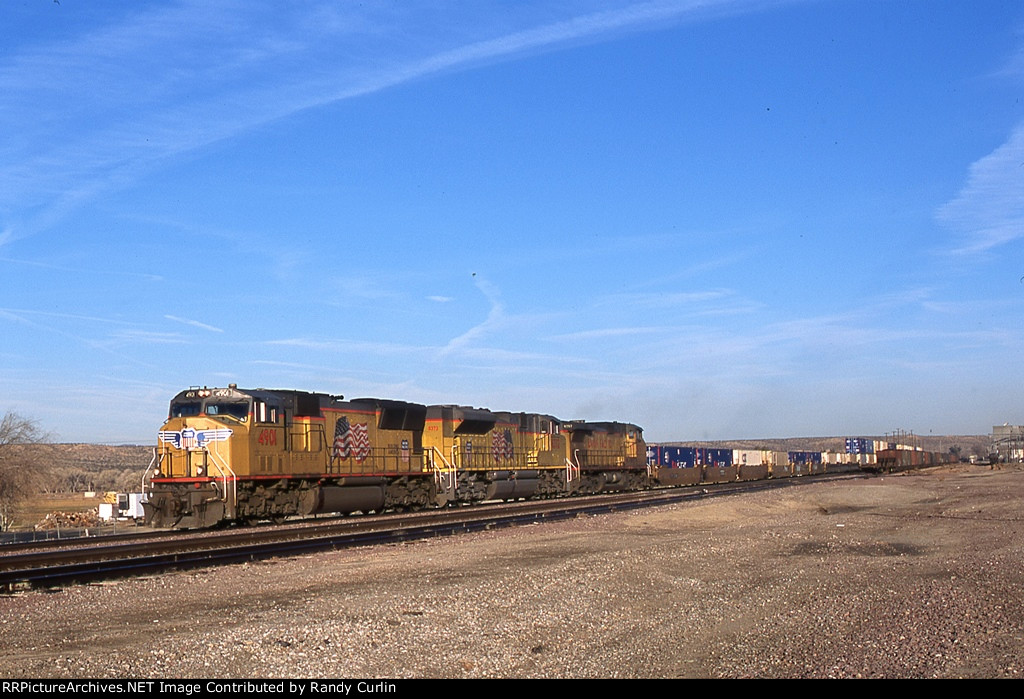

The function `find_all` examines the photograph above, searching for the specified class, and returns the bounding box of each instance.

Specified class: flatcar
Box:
[647,446,846,483]
[143,385,648,528]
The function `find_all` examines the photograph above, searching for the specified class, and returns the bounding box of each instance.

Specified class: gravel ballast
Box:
[2,464,1023,678]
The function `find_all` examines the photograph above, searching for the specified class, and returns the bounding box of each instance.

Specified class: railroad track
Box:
[0,473,861,590]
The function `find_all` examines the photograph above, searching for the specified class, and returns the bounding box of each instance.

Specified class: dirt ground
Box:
[2,464,1023,678]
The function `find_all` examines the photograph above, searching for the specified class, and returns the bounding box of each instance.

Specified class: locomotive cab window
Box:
[255,400,279,424]
[170,402,201,418]
[205,401,249,421]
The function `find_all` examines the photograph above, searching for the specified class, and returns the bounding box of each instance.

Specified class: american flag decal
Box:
[332,416,350,458]
[492,428,514,461]
[333,417,371,462]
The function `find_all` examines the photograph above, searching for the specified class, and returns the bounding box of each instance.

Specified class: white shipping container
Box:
[733,450,767,466]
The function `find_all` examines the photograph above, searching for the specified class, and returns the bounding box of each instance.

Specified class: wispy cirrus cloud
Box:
[0,256,162,281]
[107,330,189,345]
[549,326,670,342]
[0,0,784,246]
[0,307,161,369]
[164,315,224,333]
[593,288,765,318]
[265,337,427,356]
[437,274,507,357]
[0,307,133,326]
[937,122,1024,254]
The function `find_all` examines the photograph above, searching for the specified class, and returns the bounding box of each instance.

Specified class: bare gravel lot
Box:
[2,464,1024,678]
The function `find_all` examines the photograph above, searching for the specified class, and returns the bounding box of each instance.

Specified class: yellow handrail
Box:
[205,443,237,515]
[428,445,457,493]
[142,448,161,496]
[565,455,579,484]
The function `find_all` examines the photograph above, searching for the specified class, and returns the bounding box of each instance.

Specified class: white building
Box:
[992,424,1024,462]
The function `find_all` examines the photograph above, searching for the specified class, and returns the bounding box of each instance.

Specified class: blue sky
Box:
[2,0,1023,444]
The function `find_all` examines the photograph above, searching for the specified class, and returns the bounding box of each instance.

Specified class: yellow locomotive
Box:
[143,385,649,528]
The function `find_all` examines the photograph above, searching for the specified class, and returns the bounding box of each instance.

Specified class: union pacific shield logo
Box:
[158,427,233,449]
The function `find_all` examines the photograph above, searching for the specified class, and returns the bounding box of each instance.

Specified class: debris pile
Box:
[36,509,101,529]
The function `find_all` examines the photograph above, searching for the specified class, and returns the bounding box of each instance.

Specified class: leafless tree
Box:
[57,468,91,494]
[116,468,146,494]
[0,412,54,530]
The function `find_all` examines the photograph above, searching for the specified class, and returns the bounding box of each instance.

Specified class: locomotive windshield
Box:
[205,401,249,421]
[169,399,250,421]
[170,402,201,418]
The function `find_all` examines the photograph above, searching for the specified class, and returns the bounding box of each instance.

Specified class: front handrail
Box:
[142,448,163,495]
[428,446,458,493]
[205,443,237,514]
[566,454,580,483]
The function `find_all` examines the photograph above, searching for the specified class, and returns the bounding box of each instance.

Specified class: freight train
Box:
[142,385,952,528]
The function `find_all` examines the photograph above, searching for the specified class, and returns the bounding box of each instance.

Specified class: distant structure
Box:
[992,424,1024,462]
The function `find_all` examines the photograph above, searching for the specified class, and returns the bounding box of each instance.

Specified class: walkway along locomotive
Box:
[143,385,648,528]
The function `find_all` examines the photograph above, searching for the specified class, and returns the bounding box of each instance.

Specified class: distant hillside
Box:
[44,443,153,493]
[53,443,153,470]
